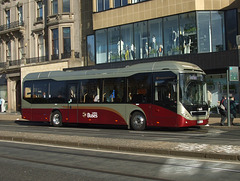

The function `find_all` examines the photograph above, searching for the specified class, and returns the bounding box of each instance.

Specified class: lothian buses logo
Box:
[82,112,98,119]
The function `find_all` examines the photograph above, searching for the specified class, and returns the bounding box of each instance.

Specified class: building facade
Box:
[0,0,93,112]
[86,0,240,109]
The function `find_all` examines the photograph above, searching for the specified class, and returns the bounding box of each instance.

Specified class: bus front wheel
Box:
[51,111,62,127]
[130,112,146,131]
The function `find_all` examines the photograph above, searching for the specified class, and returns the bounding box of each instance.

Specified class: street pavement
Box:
[0,112,240,162]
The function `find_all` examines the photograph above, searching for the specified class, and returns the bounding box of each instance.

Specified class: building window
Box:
[51,0,58,15]
[38,34,44,57]
[197,12,211,53]
[225,9,237,50]
[134,21,148,59]
[164,15,179,56]
[148,18,163,57]
[63,27,71,54]
[6,10,10,28]
[97,0,109,12]
[37,1,43,21]
[108,27,120,62]
[87,35,95,66]
[18,38,24,59]
[211,11,225,52]
[197,11,225,53]
[18,6,23,24]
[120,24,134,60]
[6,41,11,60]
[52,28,59,59]
[179,12,197,54]
[96,29,107,64]
[63,0,70,13]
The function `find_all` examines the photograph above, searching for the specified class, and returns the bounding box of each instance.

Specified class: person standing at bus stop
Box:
[230,96,237,125]
[219,96,227,126]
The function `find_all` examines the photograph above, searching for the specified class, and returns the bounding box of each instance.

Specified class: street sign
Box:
[229,66,239,81]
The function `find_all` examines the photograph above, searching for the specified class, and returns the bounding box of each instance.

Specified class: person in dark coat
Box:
[219,96,227,126]
[230,96,237,125]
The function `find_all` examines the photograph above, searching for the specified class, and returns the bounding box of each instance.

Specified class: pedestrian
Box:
[230,96,237,125]
[219,96,227,126]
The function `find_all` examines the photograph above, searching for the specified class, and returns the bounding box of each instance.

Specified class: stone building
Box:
[0,0,93,112]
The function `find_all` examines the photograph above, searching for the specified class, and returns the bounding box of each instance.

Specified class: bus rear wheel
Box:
[51,111,62,127]
[130,112,146,131]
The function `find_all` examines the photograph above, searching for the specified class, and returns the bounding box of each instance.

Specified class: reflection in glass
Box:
[134,22,148,59]
[96,29,107,64]
[120,24,133,60]
[63,0,70,12]
[211,11,225,52]
[108,27,120,62]
[197,12,211,53]
[148,19,163,57]
[163,15,179,56]
[87,35,95,66]
[179,12,197,54]
[225,9,237,50]
[63,27,71,53]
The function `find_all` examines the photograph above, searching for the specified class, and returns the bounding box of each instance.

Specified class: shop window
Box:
[120,24,134,60]
[163,15,179,56]
[134,21,148,59]
[108,27,120,62]
[148,19,163,57]
[179,12,197,54]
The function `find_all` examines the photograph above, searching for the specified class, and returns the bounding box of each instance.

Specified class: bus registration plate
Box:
[197,120,203,124]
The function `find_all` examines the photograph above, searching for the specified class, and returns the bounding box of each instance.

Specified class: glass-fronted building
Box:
[88,0,240,109]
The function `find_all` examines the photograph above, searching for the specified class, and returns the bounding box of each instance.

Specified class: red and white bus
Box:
[22,61,209,130]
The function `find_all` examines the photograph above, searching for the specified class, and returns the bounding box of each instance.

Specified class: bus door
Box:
[67,84,78,123]
[152,72,177,127]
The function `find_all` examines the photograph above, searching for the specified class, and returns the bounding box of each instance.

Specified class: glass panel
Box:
[102,78,125,103]
[127,73,152,103]
[197,12,211,53]
[225,9,237,50]
[104,0,110,10]
[87,35,95,66]
[96,29,107,64]
[122,0,128,6]
[97,0,103,12]
[163,15,179,56]
[18,6,23,23]
[80,80,100,103]
[37,1,43,19]
[108,27,120,62]
[154,72,177,111]
[63,27,71,53]
[32,81,49,103]
[179,73,207,106]
[211,11,225,52]
[49,81,67,103]
[134,21,148,59]
[52,29,59,55]
[120,24,134,60]
[23,81,32,103]
[148,18,163,57]
[63,0,70,12]
[52,0,58,14]
[179,12,197,54]
[38,35,44,57]
[114,0,121,7]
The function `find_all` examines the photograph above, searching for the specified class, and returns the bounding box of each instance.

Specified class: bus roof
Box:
[23,61,204,81]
